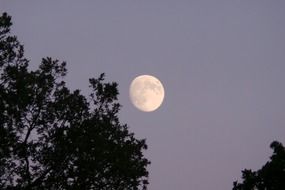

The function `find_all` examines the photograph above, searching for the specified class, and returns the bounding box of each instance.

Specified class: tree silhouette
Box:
[233,141,285,190]
[0,12,150,190]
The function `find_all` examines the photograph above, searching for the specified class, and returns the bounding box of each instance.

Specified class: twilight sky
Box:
[1,1,285,189]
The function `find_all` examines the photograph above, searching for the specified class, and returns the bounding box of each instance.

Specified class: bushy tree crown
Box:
[0,12,150,190]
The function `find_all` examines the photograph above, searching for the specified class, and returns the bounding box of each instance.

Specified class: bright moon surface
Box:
[129,75,165,112]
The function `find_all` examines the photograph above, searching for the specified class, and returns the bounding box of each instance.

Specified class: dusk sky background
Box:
[1,1,285,189]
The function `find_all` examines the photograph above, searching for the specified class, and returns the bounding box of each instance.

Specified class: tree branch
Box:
[24,156,31,186]
[23,126,32,145]
[22,105,42,188]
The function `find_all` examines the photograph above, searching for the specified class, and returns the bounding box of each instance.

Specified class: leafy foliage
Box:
[0,12,150,190]
[233,141,285,190]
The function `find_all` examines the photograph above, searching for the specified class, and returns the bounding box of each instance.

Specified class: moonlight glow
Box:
[129,75,165,112]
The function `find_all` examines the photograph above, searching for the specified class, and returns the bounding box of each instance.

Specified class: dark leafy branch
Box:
[233,141,285,190]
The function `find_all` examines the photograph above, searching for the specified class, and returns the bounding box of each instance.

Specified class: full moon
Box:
[129,75,165,112]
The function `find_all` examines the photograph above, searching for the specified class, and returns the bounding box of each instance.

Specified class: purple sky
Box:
[1,1,285,189]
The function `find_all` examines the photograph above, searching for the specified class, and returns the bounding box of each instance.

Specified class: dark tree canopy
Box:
[233,141,285,190]
[0,12,150,190]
